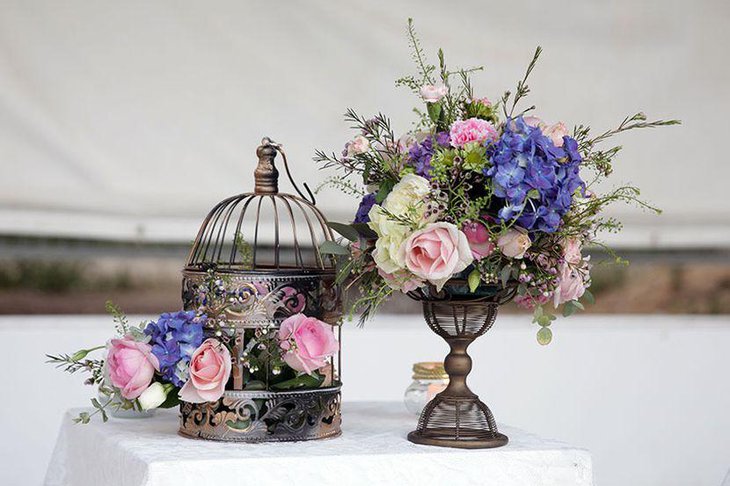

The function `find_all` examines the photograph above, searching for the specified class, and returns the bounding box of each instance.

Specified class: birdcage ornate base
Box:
[179,386,341,442]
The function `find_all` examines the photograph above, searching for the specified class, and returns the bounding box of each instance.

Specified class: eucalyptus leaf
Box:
[319,241,350,256]
[562,301,577,317]
[582,289,595,304]
[467,269,481,293]
[500,265,512,288]
[351,223,378,239]
[536,327,553,345]
[327,222,359,242]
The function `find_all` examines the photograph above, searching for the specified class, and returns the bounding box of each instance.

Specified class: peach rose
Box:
[400,222,473,290]
[544,122,569,147]
[553,263,586,307]
[562,237,582,265]
[107,337,159,400]
[497,227,531,259]
[279,314,338,375]
[179,339,231,403]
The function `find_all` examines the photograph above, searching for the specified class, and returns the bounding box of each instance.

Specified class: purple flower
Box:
[406,132,450,178]
[485,117,584,233]
[144,311,206,387]
[353,193,376,224]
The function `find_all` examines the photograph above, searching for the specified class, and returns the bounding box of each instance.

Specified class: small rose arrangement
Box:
[315,20,678,343]
[48,300,338,423]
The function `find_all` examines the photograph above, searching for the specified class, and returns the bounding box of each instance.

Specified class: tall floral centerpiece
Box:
[316,20,678,448]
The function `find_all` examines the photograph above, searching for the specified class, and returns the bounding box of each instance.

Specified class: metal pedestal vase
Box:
[407,297,508,449]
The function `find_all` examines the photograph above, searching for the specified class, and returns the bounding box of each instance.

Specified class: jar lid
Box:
[412,362,448,380]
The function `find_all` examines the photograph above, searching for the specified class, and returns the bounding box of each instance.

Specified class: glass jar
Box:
[404,362,449,415]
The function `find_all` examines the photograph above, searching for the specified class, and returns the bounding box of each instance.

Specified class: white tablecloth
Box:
[44,402,592,486]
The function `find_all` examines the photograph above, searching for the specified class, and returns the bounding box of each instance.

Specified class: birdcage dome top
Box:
[185,138,336,273]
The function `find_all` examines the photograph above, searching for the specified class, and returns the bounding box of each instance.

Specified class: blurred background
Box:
[1,1,728,485]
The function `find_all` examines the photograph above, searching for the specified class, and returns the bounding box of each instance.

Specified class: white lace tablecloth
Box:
[44,401,592,486]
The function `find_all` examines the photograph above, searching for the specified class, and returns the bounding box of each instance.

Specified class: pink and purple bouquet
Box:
[48,295,338,423]
[316,20,678,343]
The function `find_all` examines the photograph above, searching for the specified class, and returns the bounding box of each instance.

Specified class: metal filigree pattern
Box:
[182,271,341,328]
[179,387,342,442]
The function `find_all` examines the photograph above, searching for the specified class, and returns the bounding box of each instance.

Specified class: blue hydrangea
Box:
[353,193,376,224]
[407,131,450,178]
[484,117,583,233]
[144,311,206,387]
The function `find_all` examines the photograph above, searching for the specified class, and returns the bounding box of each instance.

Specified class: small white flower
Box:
[138,382,171,410]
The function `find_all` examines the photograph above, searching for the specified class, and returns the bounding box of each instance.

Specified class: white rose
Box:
[346,135,370,157]
[419,84,448,103]
[138,382,172,410]
[382,174,431,219]
[497,227,531,259]
[372,234,408,274]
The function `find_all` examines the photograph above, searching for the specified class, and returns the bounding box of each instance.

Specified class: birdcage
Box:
[178,137,342,442]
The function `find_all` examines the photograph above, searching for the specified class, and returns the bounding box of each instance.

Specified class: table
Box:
[45,402,592,486]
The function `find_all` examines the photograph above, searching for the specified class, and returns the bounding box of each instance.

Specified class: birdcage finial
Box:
[254,137,279,194]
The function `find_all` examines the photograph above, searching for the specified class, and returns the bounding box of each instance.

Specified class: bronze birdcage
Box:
[179,138,342,442]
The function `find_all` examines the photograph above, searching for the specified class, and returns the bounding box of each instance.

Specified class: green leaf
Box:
[500,265,512,288]
[537,315,552,326]
[527,189,540,199]
[351,223,378,239]
[327,222,359,242]
[427,102,442,124]
[536,327,553,345]
[271,373,325,391]
[319,241,350,256]
[562,301,577,317]
[467,269,481,293]
[158,387,181,409]
[582,289,595,305]
[375,179,395,203]
[572,300,585,311]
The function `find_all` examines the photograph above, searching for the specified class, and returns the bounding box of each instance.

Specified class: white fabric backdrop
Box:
[0,0,728,246]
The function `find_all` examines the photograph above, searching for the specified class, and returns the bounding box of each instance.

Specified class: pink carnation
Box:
[449,118,498,147]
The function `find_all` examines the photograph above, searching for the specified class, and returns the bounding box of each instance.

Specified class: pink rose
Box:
[107,337,159,400]
[514,292,550,310]
[471,96,491,106]
[523,116,545,129]
[553,263,586,307]
[497,227,531,259]
[543,122,569,147]
[449,118,498,147]
[419,84,448,103]
[461,221,495,259]
[279,314,338,375]
[562,237,582,266]
[346,135,369,157]
[179,339,231,403]
[401,222,473,290]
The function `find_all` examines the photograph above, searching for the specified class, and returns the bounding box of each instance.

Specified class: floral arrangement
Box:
[316,20,678,343]
[48,294,339,423]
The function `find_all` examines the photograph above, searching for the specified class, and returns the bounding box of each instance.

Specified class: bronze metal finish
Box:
[406,284,515,449]
[180,137,342,442]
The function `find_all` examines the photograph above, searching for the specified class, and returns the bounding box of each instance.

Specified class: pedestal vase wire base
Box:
[407,284,513,449]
